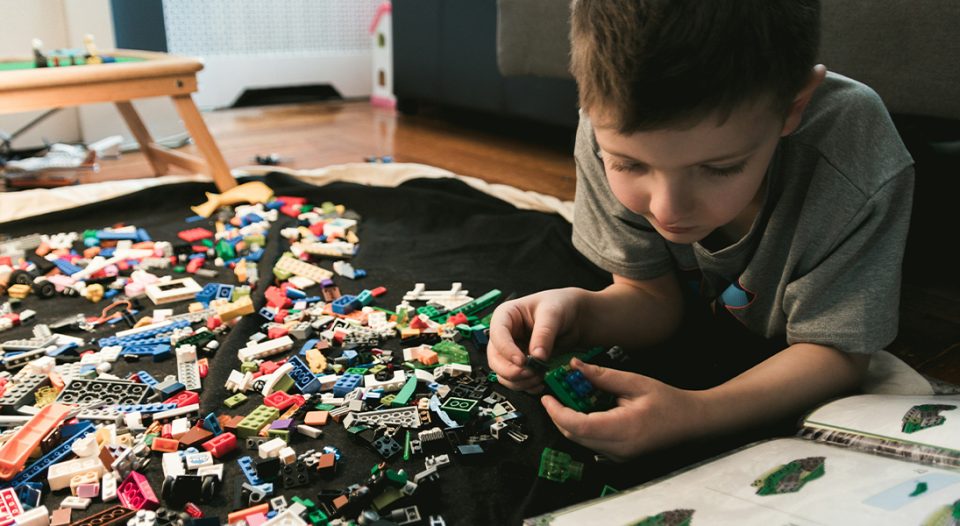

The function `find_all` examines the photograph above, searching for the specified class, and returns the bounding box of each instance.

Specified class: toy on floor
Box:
[190,181,274,218]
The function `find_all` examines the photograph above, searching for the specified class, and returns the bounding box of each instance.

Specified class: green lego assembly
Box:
[540,346,622,413]
[752,456,825,496]
[901,404,957,433]
[538,448,583,483]
[236,404,280,438]
[634,509,695,526]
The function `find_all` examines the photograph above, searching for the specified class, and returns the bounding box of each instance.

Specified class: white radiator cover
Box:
[162,0,381,109]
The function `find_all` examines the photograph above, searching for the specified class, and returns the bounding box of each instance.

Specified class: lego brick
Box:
[0,374,49,412]
[237,456,264,486]
[118,471,159,511]
[237,405,280,438]
[145,277,203,305]
[238,336,294,362]
[202,432,237,459]
[285,356,321,394]
[66,505,134,526]
[0,403,71,480]
[47,455,106,491]
[439,397,479,424]
[352,406,421,429]
[332,373,362,398]
[55,378,149,405]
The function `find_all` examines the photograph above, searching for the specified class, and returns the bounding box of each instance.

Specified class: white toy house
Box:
[369,2,396,108]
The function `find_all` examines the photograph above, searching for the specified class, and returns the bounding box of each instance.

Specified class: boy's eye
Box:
[597,150,647,173]
[701,162,747,177]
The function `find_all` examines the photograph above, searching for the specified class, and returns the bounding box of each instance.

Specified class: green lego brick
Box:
[345,367,369,375]
[240,361,258,373]
[314,403,335,411]
[380,394,396,406]
[368,364,387,375]
[416,305,444,319]
[270,374,295,394]
[440,397,478,424]
[390,376,418,407]
[236,404,280,438]
[430,289,502,322]
[224,393,248,409]
[538,448,583,482]
[432,340,469,365]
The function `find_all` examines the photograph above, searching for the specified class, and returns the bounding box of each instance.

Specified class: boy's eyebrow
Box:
[600,145,757,165]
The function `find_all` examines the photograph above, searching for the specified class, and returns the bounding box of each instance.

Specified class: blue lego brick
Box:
[333,373,363,397]
[216,284,235,301]
[247,249,264,262]
[259,307,276,321]
[2,422,95,488]
[287,356,321,394]
[237,456,264,485]
[98,319,189,346]
[136,228,151,242]
[565,370,594,397]
[241,213,263,226]
[100,248,116,257]
[52,259,82,276]
[119,344,172,361]
[196,283,219,304]
[104,288,120,300]
[185,215,205,223]
[286,287,306,300]
[111,403,177,414]
[331,295,357,315]
[188,253,206,261]
[154,379,186,398]
[136,371,159,388]
[14,483,41,509]
[301,296,322,304]
[341,350,358,366]
[203,412,223,435]
[298,339,320,357]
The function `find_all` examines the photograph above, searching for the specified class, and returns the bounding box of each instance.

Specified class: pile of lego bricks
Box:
[0,172,659,524]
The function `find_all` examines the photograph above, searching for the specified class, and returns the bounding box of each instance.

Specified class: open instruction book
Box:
[526,394,960,526]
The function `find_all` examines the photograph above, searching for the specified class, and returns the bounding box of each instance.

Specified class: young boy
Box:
[488,0,914,461]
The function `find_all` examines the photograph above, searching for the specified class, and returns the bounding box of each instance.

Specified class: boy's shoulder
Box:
[787,72,913,197]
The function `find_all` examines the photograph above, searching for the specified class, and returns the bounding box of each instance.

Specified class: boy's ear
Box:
[781,65,828,137]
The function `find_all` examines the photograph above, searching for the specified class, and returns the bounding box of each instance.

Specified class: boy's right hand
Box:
[487,288,584,392]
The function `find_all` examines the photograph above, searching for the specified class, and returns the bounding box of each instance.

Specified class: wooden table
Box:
[0,49,236,191]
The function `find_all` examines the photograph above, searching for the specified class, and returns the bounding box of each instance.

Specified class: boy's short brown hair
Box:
[571,0,820,133]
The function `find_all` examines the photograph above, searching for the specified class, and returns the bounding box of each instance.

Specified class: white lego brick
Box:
[238,336,294,362]
[13,505,49,526]
[278,446,296,465]
[262,503,308,526]
[258,438,286,459]
[101,472,117,502]
[60,495,92,510]
[184,451,214,470]
[161,453,185,479]
[296,424,323,439]
[145,277,202,305]
[170,418,191,439]
[124,411,145,432]
[363,370,406,393]
[70,434,99,457]
[414,369,436,383]
[196,463,224,480]
[47,456,106,491]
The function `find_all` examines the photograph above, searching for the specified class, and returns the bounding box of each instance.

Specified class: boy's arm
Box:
[541,342,868,461]
[577,272,685,350]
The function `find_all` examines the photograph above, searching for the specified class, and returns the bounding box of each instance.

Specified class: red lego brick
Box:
[201,432,237,459]
[177,228,214,243]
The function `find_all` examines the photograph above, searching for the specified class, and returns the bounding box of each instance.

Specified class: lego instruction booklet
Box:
[526,394,960,525]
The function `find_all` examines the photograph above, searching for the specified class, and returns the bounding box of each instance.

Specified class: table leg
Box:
[172,93,236,192]
[115,101,169,176]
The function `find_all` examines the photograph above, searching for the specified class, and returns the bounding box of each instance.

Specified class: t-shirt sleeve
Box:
[783,165,915,354]
[570,113,674,280]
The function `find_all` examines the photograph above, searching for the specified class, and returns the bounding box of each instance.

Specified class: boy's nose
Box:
[649,181,694,227]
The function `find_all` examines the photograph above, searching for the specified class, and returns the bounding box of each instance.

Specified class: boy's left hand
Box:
[541,358,705,462]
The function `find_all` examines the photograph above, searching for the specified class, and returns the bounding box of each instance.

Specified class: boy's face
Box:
[592,100,789,244]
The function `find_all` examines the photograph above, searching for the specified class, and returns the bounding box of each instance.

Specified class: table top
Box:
[0,49,203,93]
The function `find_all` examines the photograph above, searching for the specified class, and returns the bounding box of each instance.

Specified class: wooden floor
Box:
[9,100,960,387]
[76,100,579,200]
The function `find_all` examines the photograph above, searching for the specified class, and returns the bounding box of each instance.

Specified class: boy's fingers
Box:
[542,395,625,443]
[487,349,536,382]
[528,304,564,360]
[489,306,530,368]
[571,358,642,396]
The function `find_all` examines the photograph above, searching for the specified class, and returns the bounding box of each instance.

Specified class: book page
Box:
[526,438,960,526]
[803,394,960,451]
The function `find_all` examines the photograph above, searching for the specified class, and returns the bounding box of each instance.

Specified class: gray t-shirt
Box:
[572,72,915,355]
